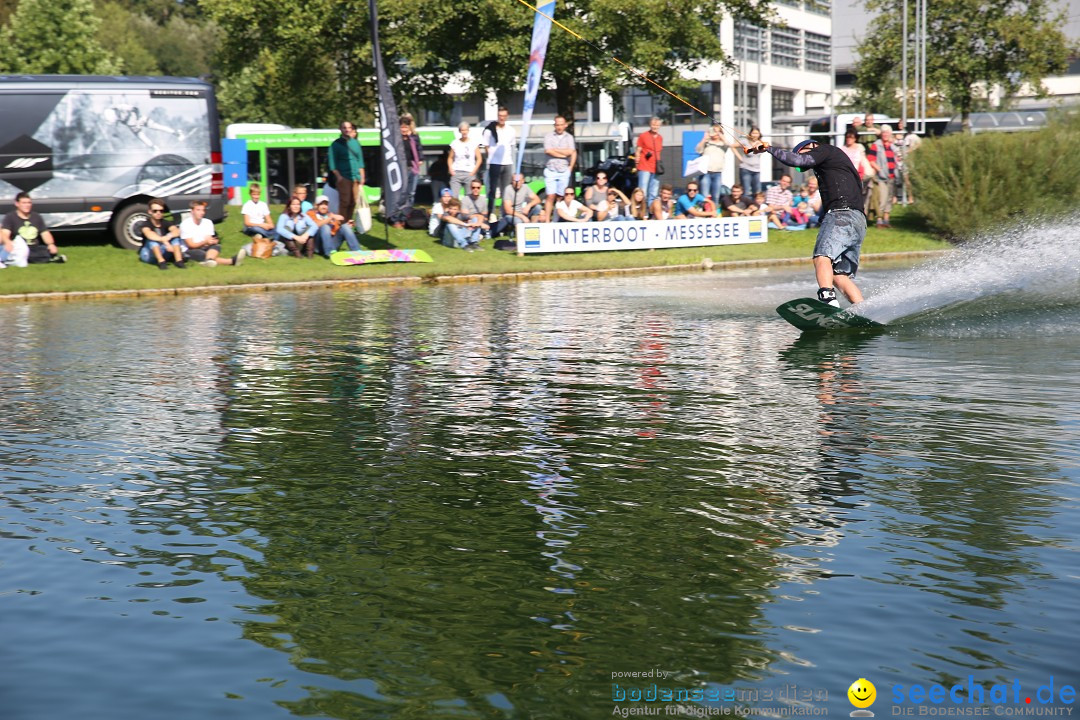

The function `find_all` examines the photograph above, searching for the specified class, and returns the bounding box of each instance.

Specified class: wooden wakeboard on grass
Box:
[330,249,434,266]
[776,297,884,332]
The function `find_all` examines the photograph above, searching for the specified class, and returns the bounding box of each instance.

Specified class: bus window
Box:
[293,147,317,193]
[361,146,381,188]
[246,150,261,182]
[266,148,289,204]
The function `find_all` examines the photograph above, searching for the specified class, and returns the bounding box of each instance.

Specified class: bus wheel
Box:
[112,202,150,250]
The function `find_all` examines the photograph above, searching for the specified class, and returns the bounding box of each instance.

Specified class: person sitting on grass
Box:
[137,198,185,270]
[461,180,492,239]
[429,187,454,238]
[180,200,245,267]
[306,195,362,257]
[554,187,593,222]
[719,185,754,217]
[673,181,716,219]
[276,195,318,258]
[494,173,545,237]
[784,201,811,231]
[1,192,66,268]
[649,184,675,220]
[440,197,485,251]
[606,187,634,220]
[241,183,276,241]
[752,190,786,229]
[293,184,313,213]
[584,171,614,221]
[627,187,649,220]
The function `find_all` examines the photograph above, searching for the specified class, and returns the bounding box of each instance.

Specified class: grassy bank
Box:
[0,204,949,297]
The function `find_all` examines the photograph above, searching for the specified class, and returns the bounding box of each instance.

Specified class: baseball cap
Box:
[793,139,818,153]
[440,188,452,197]
[315,195,329,204]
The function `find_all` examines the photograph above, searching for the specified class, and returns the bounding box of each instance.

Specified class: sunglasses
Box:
[149,208,165,213]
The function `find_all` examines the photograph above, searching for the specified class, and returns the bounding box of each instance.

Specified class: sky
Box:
[832,0,1080,67]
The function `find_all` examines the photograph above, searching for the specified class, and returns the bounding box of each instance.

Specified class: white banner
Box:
[515,216,767,254]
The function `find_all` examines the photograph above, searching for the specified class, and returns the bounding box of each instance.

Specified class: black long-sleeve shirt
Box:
[767,144,864,215]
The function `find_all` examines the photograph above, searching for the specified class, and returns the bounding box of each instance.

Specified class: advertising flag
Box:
[515,0,556,174]
[369,0,409,220]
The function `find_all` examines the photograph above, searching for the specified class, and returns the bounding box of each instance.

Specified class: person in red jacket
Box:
[636,116,663,206]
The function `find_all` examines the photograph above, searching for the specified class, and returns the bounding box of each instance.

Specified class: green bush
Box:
[910,111,1080,240]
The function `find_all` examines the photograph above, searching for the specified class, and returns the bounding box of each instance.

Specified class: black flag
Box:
[369,0,409,221]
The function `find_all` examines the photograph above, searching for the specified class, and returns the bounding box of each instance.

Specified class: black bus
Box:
[0,75,225,249]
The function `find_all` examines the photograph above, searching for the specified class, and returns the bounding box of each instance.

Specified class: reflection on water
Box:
[1,266,1078,720]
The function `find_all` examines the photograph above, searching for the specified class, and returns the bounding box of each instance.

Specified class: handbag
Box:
[250,234,274,259]
[656,160,665,176]
[356,191,373,233]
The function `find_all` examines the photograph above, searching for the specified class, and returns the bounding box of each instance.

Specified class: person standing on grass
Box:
[542,115,576,223]
[750,139,866,307]
[449,122,483,198]
[635,116,663,205]
[481,107,516,204]
[329,121,364,225]
[695,124,729,203]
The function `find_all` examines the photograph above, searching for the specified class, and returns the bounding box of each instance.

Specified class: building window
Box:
[734,83,759,129]
[770,27,801,69]
[772,89,795,114]
[805,0,831,15]
[734,22,766,64]
[669,83,717,125]
[805,32,831,73]
[625,86,666,127]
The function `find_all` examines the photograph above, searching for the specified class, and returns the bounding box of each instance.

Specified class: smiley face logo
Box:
[848,678,877,715]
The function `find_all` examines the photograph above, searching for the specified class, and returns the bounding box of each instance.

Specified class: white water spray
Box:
[856,220,1080,325]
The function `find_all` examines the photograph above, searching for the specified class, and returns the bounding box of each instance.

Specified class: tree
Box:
[380,0,774,125]
[202,0,377,127]
[854,0,1072,130]
[0,0,119,74]
[204,0,773,128]
[95,1,161,75]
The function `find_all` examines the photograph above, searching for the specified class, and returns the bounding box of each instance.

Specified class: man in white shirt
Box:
[180,200,245,266]
[481,107,516,204]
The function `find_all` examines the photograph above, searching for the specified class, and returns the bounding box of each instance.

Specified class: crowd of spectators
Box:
[0,109,927,271]
[838,112,922,228]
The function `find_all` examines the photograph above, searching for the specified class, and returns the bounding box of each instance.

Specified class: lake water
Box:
[3,244,1079,719]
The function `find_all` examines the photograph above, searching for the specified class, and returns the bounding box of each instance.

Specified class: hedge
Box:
[910,111,1080,240]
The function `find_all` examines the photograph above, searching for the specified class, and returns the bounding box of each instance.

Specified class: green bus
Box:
[225,124,456,206]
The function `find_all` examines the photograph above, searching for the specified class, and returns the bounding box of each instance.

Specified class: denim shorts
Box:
[813,209,866,277]
[543,168,571,196]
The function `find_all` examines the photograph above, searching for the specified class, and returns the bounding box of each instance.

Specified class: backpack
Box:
[404,207,429,230]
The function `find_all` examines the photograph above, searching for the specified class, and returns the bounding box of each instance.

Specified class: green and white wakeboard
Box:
[330,249,433,266]
[776,297,884,332]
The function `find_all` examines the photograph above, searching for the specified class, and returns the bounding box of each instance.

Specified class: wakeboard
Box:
[776,297,884,332]
[330,249,433,266]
